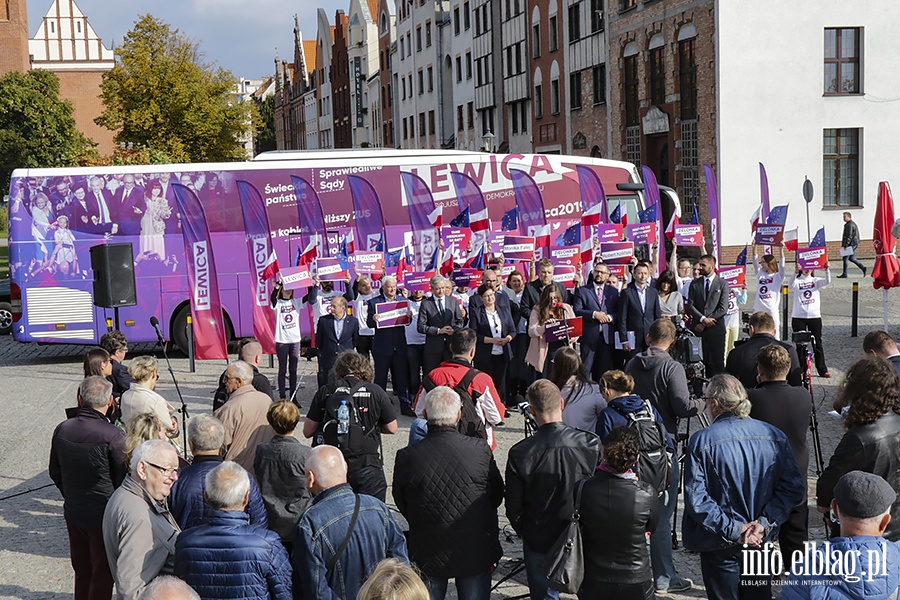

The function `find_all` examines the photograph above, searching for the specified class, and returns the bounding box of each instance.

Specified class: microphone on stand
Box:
[150,316,164,344]
[149,316,189,457]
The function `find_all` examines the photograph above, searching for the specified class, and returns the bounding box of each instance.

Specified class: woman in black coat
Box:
[578,425,659,600]
[468,284,515,403]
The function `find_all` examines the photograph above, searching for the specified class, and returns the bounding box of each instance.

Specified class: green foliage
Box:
[96,14,259,164]
[85,145,174,167]
[0,69,95,196]
[254,95,276,155]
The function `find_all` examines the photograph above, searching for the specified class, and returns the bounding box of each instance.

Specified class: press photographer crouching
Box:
[725,311,803,389]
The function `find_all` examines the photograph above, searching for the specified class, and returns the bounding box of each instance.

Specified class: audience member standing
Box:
[839,211,866,277]
[173,462,292,600]
[572,262,618,381]
[862,329,900,375]
[418,275,465,375]
[213,361,275,478]
[725,311,802,388]
[548,347,606,433]
[394,387,504,599]
[505,380,601,600]
[213,339,275,411]
[789,266,831,378]
[293,446,409,600]
[469,283,515,403]
[102,439,181,600]
[100,330,134,401]
[367,276,413,414]
[50,377,126,600]
[121,356,178,435]
[686,254,729,376]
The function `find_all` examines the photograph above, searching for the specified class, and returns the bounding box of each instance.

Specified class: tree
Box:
[254,95,276,155]
[96,14,258,164]
[0,69,94,195]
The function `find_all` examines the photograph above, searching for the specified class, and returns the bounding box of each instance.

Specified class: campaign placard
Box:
[755,224,785,246]
[354,251,385,274]
[452,268,483,289]
[441,227,471,263]
[626,222,658,245]
[280,265,313,290]
[674,224,705,247]
[375,300,410,328]
[549,246,580,266]
[608,264,629,282]
[797,247,828,270]
[551,265,579,289]
[718,265,747,289]
[544,318,584,342]
[501,263,524,278]
[503,236,536,261]
[596,223,624,243]
[599,242,635,265]
[402,271,436,292]
[316,257,349,281]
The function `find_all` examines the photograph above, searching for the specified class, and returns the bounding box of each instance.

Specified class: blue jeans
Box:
[842,245,865,275]
[425,569,492,600]
[700,546,771,600]
[650,452,680,587]
[408,418,428,446]
[522,545,560,600]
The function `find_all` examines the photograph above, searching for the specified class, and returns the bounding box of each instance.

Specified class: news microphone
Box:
[552,301,564,309]
[150,316,164,343]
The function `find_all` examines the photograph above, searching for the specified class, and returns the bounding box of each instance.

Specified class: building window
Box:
[825,28,861,94]
[477,58,483,86]
[403,119,408,140]
[551,78,560,114]
[568,4,581,42]
[426,21,432,47]
[823,128,861,206]
[520,101,528,132]
[464,2,471,29]
[407,33,411,56]
[419,113,426,137]
[456,56,463,82]
[429,110,436,134]
[649,46,665,106]
[458,106,464,131]
[620,0,637,11]
[626,126,640,168]
[680,121,699,216]
[467,102,475,129]
[455,7,461,35]
[466,52,473,79]
[570,72,582,109]
[549,15,558,51]
[418,69,424,94]
[505,46,513,77]
[533,24,541,58]
[679,37,696,120]
[416,26,422,51]
[590,0,604,32]
[475,6,481,34]
[482,5,490,32]
[534,84,543,118]
[624,54,639,126]
[427,66,433,91]
[592,64,606,104]
[512,103,519,133]
[515,43,523,73]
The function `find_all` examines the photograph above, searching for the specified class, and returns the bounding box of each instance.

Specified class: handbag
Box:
[546,479,586,593]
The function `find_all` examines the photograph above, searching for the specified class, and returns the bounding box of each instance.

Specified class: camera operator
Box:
[725,311,802,389]
[624,317,703,594]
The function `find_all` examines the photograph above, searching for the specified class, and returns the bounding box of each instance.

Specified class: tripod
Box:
[797,340,827,534]
[670,408,709,549]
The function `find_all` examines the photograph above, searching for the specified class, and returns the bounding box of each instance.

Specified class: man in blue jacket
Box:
[683,374,804,600]
[173,461,292,600]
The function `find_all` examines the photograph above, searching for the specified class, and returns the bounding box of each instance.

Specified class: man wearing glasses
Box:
[573,262,618,380]
[103,439,181,600]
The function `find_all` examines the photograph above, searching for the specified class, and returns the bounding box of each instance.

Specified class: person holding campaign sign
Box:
[271,279,312,403]
[525,286,578,378]
[751,243,785,339]
[367,276,415,416]
[790,265,831,378]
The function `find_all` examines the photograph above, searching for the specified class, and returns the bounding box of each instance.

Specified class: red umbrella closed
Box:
[872,181,900,290]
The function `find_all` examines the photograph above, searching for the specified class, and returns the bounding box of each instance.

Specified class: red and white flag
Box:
[750,204,762,234]
[297,239,317,267]
[428,206,443,229]
[260,250,280,282]
[784,227,799,252]
[470,207,490,232]
[665,212,679,241]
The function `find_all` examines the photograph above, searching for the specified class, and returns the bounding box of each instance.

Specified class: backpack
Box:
[611,400,670,494]
[422,367,487,441]
[315,381,374,458]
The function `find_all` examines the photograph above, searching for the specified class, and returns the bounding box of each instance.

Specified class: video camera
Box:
[671,316,706,396]
[517,400,538,436]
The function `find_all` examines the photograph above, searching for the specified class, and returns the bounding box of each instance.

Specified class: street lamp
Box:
[482,131,496,153]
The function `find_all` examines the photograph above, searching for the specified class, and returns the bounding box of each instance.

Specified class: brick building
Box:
[0,0,30,76]
[529,0,567,154]
[332,11,352,148]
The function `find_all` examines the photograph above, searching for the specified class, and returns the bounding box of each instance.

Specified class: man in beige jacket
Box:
[213,361,275,478]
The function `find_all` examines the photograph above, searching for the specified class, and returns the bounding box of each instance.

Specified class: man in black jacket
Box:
[50,376,126,600]
[520,257,572,314]
[506,379,601,600]
[418,275,465,375]
[839,211,866,278]
[100,330,133,401]
[747,344,812,560]
[315,297,360,387]
[726,311,802,388]
[394,386,504,599]
[687,254,730,376]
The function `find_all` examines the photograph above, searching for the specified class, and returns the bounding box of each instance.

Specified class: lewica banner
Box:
[719,265,747,289]
[172,183,228,360]
[674,224,705,247]
[237,181,276,354]
[798,247,828,270]
[280,265,313,290]
[375,300,411,328]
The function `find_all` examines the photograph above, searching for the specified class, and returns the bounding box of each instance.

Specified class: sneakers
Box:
[657,577,693,594]
[821,372,832,378]
[837,274,848,278]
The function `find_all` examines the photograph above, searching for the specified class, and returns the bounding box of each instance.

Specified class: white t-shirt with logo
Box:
[310,287,346,331]
[724,288,747,330]
[405,299,426,345]
[790,271,831,320]
[274,297,305,344]
[753,254,785,316]
[354,291,378,337]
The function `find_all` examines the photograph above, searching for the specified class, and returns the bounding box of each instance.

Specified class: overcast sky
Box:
[27,0,347,78]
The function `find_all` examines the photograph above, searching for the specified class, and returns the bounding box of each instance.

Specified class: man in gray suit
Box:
[687,254,730,376]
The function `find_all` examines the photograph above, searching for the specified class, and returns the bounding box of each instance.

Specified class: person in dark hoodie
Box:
[624,318,702,594]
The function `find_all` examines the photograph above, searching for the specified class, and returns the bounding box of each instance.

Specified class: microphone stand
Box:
[153,328,189,457]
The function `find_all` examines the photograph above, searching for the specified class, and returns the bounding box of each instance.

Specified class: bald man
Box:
[213,339,275,411]
[292,446,408,600]
[213,362,275,478]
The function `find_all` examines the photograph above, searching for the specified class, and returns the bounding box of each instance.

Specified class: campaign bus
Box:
[5,149,674,352]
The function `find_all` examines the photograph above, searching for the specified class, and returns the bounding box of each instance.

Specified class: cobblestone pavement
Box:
[0,262,890,599]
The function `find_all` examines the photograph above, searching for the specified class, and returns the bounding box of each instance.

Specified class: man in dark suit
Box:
[618,261,661,360]
[316,297,359,387]
[111,174,144,235]
[687,254,729,376]
[726,311,803,388]
[747,344,812,560]
[418,275,465,375]
[367,276,414,415]
[862,329,900,377]
[50,179,75,216]
[520,257,572,314]
[573,262,619,380]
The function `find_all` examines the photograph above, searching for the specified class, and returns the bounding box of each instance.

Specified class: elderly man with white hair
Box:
[102,439,181,600]
[366,275,415,414]
[393,386,503,600]
[173,462,292,600]
[213,361,275,478]
[418,274,465,376]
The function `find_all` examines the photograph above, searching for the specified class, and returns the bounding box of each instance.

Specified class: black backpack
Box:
[611,400,670,494]
[422,367,487,441]
[314,381,374,458]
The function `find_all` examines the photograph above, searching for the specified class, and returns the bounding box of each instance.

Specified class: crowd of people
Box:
[48,250,900,600]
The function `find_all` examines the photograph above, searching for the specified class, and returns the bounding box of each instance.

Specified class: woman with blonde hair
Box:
[122,412,169,468]
[525,285,577,378]
[121,355,178,435]
[357,558,428,600]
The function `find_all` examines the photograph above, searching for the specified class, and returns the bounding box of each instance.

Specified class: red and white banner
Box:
[600,242,635,265]
[317,257,349,282]
[375,300,411,328]
[503,235,536,261]
[280,265,313,290]
[719,265,747,289]
[674,224,704,247]
[797,247,828,270]
[551,265,579,289]
[402,271,436,292]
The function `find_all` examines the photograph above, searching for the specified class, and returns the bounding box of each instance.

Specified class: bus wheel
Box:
[170,304,235,355]
[0,302,12,335]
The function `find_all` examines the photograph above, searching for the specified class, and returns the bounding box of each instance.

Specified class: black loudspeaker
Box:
[91,243,137,308]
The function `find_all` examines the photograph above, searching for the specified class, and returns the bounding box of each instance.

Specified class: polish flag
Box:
[440,251,455,276]
[428,206,443,229]
[750,204,762,233]
[665,212,679,241]
[580,238,594,280]
[784,228,799,252]
[260,250,280,281]
[532,224,552,248]
[581,203,604,227]
[297,239,318,266]
[470,208,490,232]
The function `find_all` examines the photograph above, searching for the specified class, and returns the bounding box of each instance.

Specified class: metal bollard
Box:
[851,281,859,337]
[106,317,113,333]
[781,284,789,341]
[187,315,196,373]
[268,353,274,368]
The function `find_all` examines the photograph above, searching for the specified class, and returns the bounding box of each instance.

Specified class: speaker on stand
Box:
[90,242,137,330]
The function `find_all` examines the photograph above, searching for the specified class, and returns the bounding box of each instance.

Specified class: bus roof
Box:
[252,149,480,161]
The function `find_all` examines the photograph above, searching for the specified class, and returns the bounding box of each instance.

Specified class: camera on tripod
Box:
[671,316,707,396]
[741,310,753,336]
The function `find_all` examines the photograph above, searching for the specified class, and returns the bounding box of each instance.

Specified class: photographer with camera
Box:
[726,311,803,389]
[790,266,831,378]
